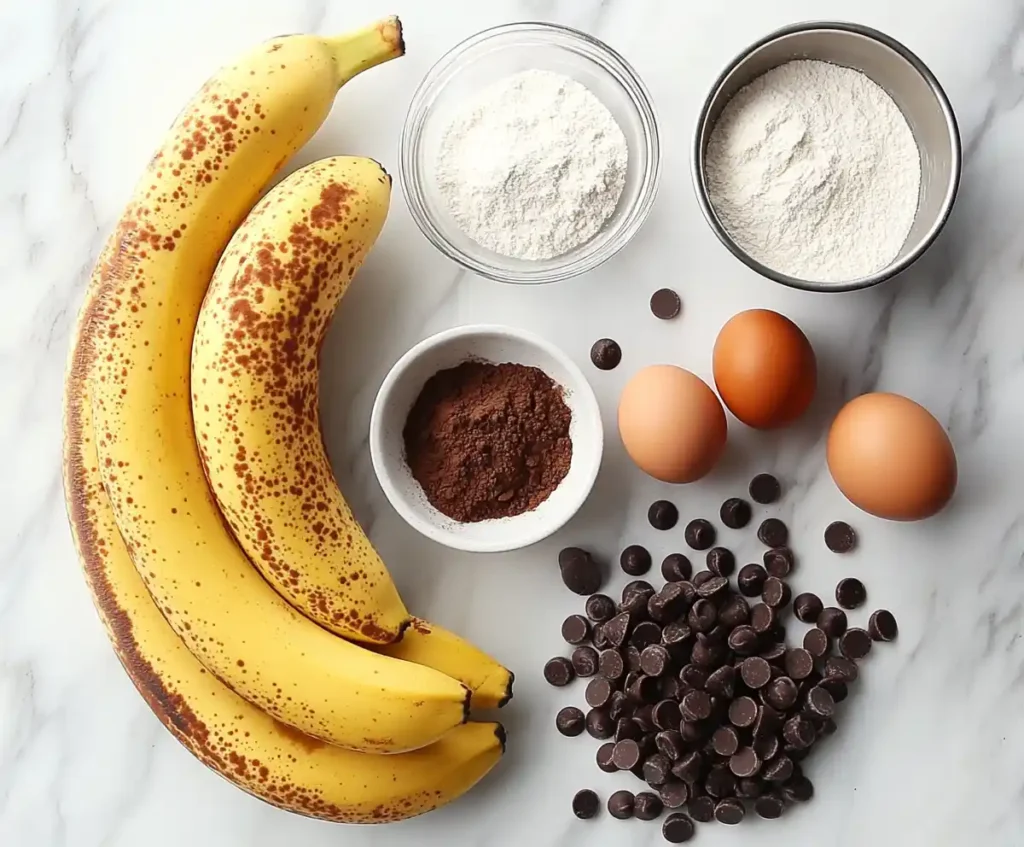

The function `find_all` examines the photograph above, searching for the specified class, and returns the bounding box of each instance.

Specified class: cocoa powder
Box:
[403,360,573,522]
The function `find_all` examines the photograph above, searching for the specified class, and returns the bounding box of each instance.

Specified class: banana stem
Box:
[326,16,405,87]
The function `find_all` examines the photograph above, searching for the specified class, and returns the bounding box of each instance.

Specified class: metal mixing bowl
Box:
[692,21,961,292]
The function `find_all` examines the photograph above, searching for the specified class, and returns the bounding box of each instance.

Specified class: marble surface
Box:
[3,0,1024,844]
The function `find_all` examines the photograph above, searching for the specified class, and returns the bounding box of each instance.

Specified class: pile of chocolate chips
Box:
[549,474,898,842]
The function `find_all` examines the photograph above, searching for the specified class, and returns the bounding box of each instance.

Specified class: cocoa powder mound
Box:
[403,360,573,523]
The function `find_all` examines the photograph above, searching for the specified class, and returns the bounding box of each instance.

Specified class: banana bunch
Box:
[62,17,511,824]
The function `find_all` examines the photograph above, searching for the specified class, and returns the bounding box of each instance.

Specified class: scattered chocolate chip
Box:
[680,664,708,691]
[868,609,899,642]
[835,577,867,610]
[661,553,692,583]
[628,674,661,705]
[596,742,617,772]
[793,592,823,623]
[757,518,788,548]
[818,676,848,703]
[640,644,672,677]
[754,792,784,819]
[558,547,602,595]
[803,627,830,658]
[573,788,600,819]
[633,703,657,732]
[585,593,616,623]
[784,648,815,680]
[782,776,814,803]
[586,707,615,739]
[590,338,622,370]
[684,519,716,550]
[824,656,859,683]
[608,789,635,820]
[717,594,750,629]
[561,615,590,645]
[649,500,679,530]
[672,751,704,784]
[705,764,737,798]
[817,607,848,638]
[727,625,759,655]
[764,675,799,711]
[737,563,768,597]
[705,547,735,578]
[728,696,758,728]
[750,603,776,634]
[599,649,625,680]
[608,690,631,721]
[631,621,664,650]
[806,685,835,718]
[740,657,772,689]
[656,730,685,762]
[714,797,745,825]
[688,599,718,633]
[824,520,857,553]
[692,570,715,588]
[712,726,740,757]
[719,497,752,529]
[556,706,585,737]
[658,779,690,809]
[762,576,791,609]
[681,690,713,721]
[663,812,696,842]
[839,627,873,660]
[612,738,642,770]
[753,732,779,762]
[652,698,682,731]
[620,544,652,576]
[586,677,613,709]
[634,790,664,821]
[761,641,787,664]
[687,795,715,823]
[705,665,737,699]
[763,546,794,578]
[736,778,763,799]
[763,755,795,784]
[604,612,632,648]
[650,287,682,320]
[729,746,761,778]
[697,575,729,600]
[571,645,599,677]
[544,657,574,687]
[749,473,781,504]
[644,753,673,786]
[783,715,816,750]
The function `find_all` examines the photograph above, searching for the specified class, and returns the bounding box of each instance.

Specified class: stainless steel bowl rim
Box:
[692,20,962,293]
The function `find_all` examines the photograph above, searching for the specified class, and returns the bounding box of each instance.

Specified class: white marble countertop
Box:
[3,0,1024,844]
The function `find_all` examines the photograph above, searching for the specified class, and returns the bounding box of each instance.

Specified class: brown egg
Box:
[618,365,727,483]
[827,393,957,520]
[713,309,816,429]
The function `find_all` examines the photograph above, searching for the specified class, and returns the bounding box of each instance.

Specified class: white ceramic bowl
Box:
[369,325,603,553]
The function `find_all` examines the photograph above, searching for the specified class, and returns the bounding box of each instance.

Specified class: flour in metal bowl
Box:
[435,69,628,260]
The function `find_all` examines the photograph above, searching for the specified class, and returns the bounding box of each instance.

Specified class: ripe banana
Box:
[64,296,504,823]
[88,22,473,753]
[191,156,514,707]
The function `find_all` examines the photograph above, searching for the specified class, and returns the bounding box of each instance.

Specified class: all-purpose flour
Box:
[705,60,922,283]
[436,69,628,260]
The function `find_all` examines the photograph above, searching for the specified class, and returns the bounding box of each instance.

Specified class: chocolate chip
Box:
[640,644,672,677]
[717,594,750,629]
[762,577,791,609]
[761,641,787,664]
[824,520,857,553]
[599,649,625,680]
[649,500,679,530]
[612,738,642,770]
[729,746,761,778]
[608,789,635,819]
[715,797,745,825]
[705,665,737,699]
[620,544,652,576]
[754,792,784,819]
[590,338,621,370]
[652,698,682,731]
[561,615,590,645]
[656,558,689,590]
[750,603,777,634]
[763,546,794,578]
[818,676,848,703]
[705,764,737,799]
[783,715,816,749]
[658,780,690,809]
[672,750,705,785]
[680,664,708,691]
[763,755,795,783]
[737,563,768,597]
[633,703,656,732]
[687,795,715,823]
[684,519,716,550]
[763,676,799,711]
[692,570,715,588]
[824,656,859,683]
[571,645,599,677]
[644,753,673,786]
[690,636,724,669]
[544,657,574,687]
[736,778,763,799]
[656,729,685,762]
[727,625,759,655]
[572,788,600,819]
[585,593,616,623]
[869,609,899,642]
[608,690,631,721]
[839,627,873,660]
[712,725,740,757]
[628,674,661,705]
[806,685,835,718]
[753,732,779,761]
[719,497,752,529]
[749,473,781,504]
[752,703,781,740]
[688,599,718,633]
[650,287,682,320]
[741,657,772,689]
[586,707,614,739]
[558,547,602,595]
[696,575,729,600]
[662,812,696,842]
[603,612,632,648]
[729,696,758,728]
[586,677,613,709]
[705,547,735,578]
[631,621,664,650]
[782,776,814,803]
[634,790,664,821]
[595,742,618,773]
[793,592,823,623]
[817,606,848,638]
[836,577,867,610]
[681,690,713,721]
[783,648,814,680]
[661,622,692,659]
[757,518,788,547]
[556,706,585,737]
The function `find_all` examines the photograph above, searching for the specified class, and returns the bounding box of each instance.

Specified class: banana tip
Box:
[382,15,405,57]
[494,723,507,753]
[497,671,514,708]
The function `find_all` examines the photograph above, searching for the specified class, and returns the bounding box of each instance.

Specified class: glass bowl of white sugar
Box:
[400,22,661,284]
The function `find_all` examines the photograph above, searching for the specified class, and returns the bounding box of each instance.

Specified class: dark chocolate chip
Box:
[656,729,685,762]
[817,606,848,638]
[628,674,662,705]
[592,624,610,651]
[612,738,642,770]
[706,547,735,578]
[752,703,781,740]
[684,519,716,551]
[687,796,715,824]
[672,750,705,784]
[688,599,718,633]
[783,648,815,680]
[604,612,632,648]
[782,776,814,803]
[754,792,784,819]
[750,603,777,634]
[633,703,656,732]
[690,636,725,668]
[599,649,625,680]
[681,690,713,721]
[644,753,673,786]
[763,755,795,783]
[705,765,736,799]
[736,778,763,799]
[714,797,746,825]
[658,780,690,809]
[585,593,616,623]
[824,520,857,553]
[757,518,788,548]
[749,473,781,504]
[634,790,664,821]
[625,645,644,673]
[652,698,682,731]
[741,657,772,689]
[597,742,617,772]
[720,497,752,529]
[650,287,682,320]
[631,621,664,651]
[762,576,791,609]
[727,625,759,655]
[558,547,602,595]
[649,500,679,531]
[705,665,737,699]
[692,570,715,588]
[662,812,696,842]
[803,627,830,658]
[824,656,859,683]
[761,641,787,664]
[571,645,599,677]
[737,563,768,597]
[717,594,750,629]
[661,553,692,583]
[793,592,823,624]
[753,732,779,762]
[622,579,656,602]
[712,725,740,757]
[763,676,798,711]
[806,685,835,718]
[654,582,689,620]
[641,644,672,677]
[782,716,816,750]
[836,577,867,610]
[544,657,574,687]
[818,676,848,703]
[729,696,758,728]
[696,575,729,600]
[607,789,635,820]
[869,609,899,642]
[590,338,622,370]
[561,614,591,645]
[680,664,708,691]
[763,546,794,578]
[556,706,585,737]
[729,746,761,778]
[572,788,600,819]
[661,622,692,660]
[586,708,615,739]
[608,690,631,721]
[586,677,613,709]
[620,544,652,576]
[819,717,839,736]
[839,627,873,660]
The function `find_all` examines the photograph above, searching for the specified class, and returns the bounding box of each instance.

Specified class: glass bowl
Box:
[400,22,661,284]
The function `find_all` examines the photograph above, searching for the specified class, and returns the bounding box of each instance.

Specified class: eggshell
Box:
[713,309,816,429]
[827,392,957,521]
[618,365,727,483]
